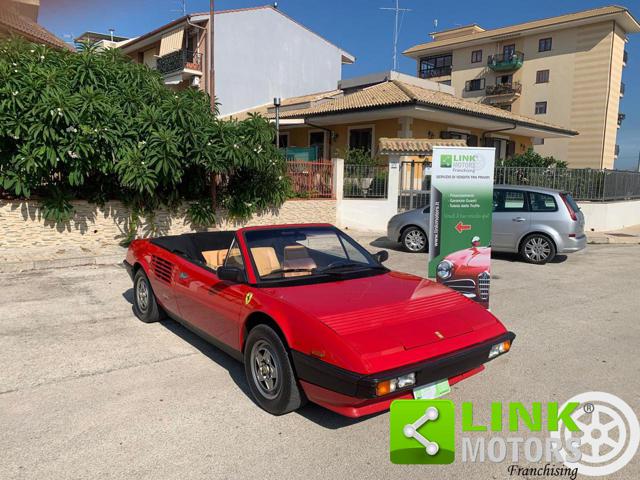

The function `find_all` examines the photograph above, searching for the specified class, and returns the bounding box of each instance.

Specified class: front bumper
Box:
[292,331,515,416]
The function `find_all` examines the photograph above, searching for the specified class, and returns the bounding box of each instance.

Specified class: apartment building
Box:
[120,5,354,116]
[403,5,640,169]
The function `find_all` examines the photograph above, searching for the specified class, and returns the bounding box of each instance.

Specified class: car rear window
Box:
[528,192,557,212]
[562,193,581,212]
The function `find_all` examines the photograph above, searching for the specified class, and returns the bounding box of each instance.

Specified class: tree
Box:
[0,38,288,224]
[500,148,567,168]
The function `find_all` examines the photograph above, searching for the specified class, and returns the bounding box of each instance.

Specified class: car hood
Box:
[269,271,500,358]
[446,247,490,268]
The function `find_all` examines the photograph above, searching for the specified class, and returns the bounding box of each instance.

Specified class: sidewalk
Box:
[0,244,126,273]
[586,224,640,245]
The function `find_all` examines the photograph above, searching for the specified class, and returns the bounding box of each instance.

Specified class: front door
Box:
[173,243,247,347]
[492,188,530,251]
[503,44,515,59]
[309,131,326,160]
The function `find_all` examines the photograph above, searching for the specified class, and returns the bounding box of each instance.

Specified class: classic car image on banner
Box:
[428,147,496,308]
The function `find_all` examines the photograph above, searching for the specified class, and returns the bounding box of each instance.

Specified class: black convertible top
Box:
[150,231,236,264]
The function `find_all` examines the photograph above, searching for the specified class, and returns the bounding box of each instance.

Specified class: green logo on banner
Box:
[440,154,453,168]
[390,400,455,464]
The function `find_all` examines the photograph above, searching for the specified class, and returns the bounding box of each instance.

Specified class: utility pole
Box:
[380,0,411,71]
[209,0,216,113]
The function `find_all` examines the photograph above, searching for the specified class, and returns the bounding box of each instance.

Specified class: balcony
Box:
[620,82,625,97]
[623,50,628,66]
[156,49,203,75]
[487,51,524,72]
[615,144,620,157]
[418,66,452,79]
[486,82,522,96]
[618,113,625,127]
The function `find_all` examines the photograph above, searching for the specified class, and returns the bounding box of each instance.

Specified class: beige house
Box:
[0,0,72,50]
[229,71,577,163]
[403,5,640,169]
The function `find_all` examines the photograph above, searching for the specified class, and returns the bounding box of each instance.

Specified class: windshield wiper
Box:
[263,268,314,277]
[315,262,385,274]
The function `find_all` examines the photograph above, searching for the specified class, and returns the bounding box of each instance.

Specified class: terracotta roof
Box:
[379,138,468,155]
[0,1,72,50]
[248,79,577,136]
[222,89,343,120]
[404,5,639,56]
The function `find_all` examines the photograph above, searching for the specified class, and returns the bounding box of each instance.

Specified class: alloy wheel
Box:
[524,237,551,262]
[250,340,280,399]
[405,229,426,251]
[136,277,149,312]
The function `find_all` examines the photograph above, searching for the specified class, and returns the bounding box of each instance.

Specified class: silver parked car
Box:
[387,185,586,264]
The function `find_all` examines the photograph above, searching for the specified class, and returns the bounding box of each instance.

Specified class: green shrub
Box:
[0,38,288,224]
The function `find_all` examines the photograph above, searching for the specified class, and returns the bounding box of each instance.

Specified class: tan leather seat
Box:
[201,249,228,269]
[251,247,281,277]
[283,245,316,277]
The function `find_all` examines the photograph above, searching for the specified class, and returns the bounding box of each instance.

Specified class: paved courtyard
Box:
[1,238,639,480]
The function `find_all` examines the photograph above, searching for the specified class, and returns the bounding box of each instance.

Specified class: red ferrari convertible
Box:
[124,224,514,418]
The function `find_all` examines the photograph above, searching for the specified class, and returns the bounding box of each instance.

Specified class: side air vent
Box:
[151,255,174,284]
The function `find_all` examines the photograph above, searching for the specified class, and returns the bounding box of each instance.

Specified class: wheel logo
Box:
[550,392,639,476]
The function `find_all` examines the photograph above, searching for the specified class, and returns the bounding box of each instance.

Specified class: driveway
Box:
[1,239,639,480]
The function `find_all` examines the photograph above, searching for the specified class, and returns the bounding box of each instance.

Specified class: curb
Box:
[0,254,124,274]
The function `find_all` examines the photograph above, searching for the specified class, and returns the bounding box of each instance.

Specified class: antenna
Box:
[171,0,187,17]
[108,28,115,42]
[380,0,412,71]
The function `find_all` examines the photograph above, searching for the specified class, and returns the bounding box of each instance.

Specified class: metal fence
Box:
[494,167,640,201]
[398,160,430,211]
[285,161,333,199]
[343,164,389,199]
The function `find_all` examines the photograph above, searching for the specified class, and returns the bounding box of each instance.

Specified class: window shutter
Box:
[506,140,516,158]
[467,135,478,147]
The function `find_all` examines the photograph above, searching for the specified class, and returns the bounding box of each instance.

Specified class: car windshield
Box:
[244,226,384,281]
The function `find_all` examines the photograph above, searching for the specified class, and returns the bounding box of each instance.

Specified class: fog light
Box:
[489,340,511,358]
[397,372,416,389]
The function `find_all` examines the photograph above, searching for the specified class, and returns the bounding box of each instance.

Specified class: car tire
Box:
[519,234,556,264]
[401,226,428,253]
[132,269,165,323]
[244,324,306,415]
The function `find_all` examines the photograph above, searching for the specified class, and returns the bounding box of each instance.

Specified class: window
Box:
[500,105,512,112]
[278,133,289,148]
[471,50,482,63]
[465,78,485,91]
[224,238,245,270]
[419,54,452,77]
[528,192,558,212]
[497,74,512,85]
[493,189,527,212]
[349,127,373,153]
[539,37,552,52]
[536,69,550,83]
[438,80,452,86]
[503,44,516,58]
[535,101,548,115]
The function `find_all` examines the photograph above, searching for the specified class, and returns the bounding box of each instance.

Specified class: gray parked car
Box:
[387,185,586,264]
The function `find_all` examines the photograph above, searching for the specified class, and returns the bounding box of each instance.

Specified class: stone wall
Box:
[0,199,336,249]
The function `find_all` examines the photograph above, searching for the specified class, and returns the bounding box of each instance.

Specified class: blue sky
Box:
[40,0,640,170]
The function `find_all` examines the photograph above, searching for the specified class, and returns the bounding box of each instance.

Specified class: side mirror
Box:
[216,266,246,283]
[374,250,389,263]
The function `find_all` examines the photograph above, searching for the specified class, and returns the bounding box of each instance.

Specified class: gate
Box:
[398,160,431,211]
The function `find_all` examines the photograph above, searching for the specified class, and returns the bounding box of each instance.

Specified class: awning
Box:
[378,137,468,156]
[159,28,184,56]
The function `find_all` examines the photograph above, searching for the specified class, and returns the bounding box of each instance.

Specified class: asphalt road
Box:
[1,240,639,480]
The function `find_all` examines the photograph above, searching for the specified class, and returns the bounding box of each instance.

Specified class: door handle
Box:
[179,272,189,280]
[512,217,526,222]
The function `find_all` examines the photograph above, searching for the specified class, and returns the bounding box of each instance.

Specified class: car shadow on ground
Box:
[122,288,381,430]
[368,236,408,252]
[491,252,568,264]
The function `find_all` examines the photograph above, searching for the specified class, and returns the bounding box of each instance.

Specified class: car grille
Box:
[443,278,476,296]
[478,272,490,301]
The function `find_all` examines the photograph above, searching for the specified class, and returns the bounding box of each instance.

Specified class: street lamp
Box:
[274,97,281,145]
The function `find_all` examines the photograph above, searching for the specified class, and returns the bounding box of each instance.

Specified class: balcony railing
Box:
[418,66,452,78]
[618,113,625,127]
[487,51,524,71]
[623,50,628,65]
[156,49,203,75]
[620,82,625,97]
[485,82,522,96]
[615,144,620,156]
